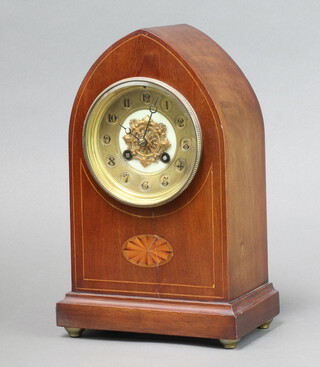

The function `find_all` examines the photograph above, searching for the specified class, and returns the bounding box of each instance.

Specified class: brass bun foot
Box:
[219,339,240,349]
[65,327,85,338]
[258,319,273,329]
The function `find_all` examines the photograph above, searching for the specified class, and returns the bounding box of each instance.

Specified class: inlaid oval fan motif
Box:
[122,234,173,267]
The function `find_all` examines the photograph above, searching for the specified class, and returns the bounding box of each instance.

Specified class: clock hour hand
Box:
[143,96,159,139]
[119,124,140,141]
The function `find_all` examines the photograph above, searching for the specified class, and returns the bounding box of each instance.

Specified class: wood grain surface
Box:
[57,283,279,340]
[57,24,279,341]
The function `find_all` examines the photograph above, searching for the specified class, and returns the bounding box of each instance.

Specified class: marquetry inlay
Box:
[122,234,173,267]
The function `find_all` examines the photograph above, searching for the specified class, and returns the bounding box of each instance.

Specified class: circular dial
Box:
[83,77,202,207]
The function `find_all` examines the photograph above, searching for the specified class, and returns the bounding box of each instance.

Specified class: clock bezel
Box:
[82,77,202,208]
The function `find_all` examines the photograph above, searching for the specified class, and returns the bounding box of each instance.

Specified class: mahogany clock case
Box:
[56,24,279,344]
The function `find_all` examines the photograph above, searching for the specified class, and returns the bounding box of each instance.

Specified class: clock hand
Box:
[119,124,140,141]
[143,96,159,139]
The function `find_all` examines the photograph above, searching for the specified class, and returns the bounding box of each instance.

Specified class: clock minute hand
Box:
[143,96,159,139]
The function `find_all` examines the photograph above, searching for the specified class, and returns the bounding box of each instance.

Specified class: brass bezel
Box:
[83,77,202,207]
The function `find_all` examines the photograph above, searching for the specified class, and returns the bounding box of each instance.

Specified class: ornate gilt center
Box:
[123,116,171,167]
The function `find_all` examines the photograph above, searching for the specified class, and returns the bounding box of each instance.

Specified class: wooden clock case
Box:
[56,24,279,347]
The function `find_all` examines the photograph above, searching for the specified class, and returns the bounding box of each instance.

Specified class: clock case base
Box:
[57,282,279,341]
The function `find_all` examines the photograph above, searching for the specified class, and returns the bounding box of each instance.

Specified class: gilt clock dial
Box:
[83,77,202,207]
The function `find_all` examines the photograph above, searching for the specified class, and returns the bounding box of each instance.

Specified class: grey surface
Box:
[1,1,319,366]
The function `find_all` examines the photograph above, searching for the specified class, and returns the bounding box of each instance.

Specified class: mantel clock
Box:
[56,24,279,349]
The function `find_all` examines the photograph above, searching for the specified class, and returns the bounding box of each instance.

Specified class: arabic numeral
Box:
[176,116,186,128]
[120,172,130,185]
[141,180,150,191]
[181,138,190,151]
[107,155,116,167]
[108,113,118,123]
[161,98,172,111]
[101,134,111,145]
[160,175,170,187]
[175,159,186,172]
[142,93,151,103]
[122,98,130,108]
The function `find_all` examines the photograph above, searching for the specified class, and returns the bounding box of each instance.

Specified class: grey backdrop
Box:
[1,1,319,366]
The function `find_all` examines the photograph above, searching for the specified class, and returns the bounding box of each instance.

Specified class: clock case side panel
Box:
[145,25,270,300]
[67,27,227,300]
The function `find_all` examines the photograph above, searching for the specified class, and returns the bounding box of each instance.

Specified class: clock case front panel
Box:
[68,28,225,301]
[57,25,279,341]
